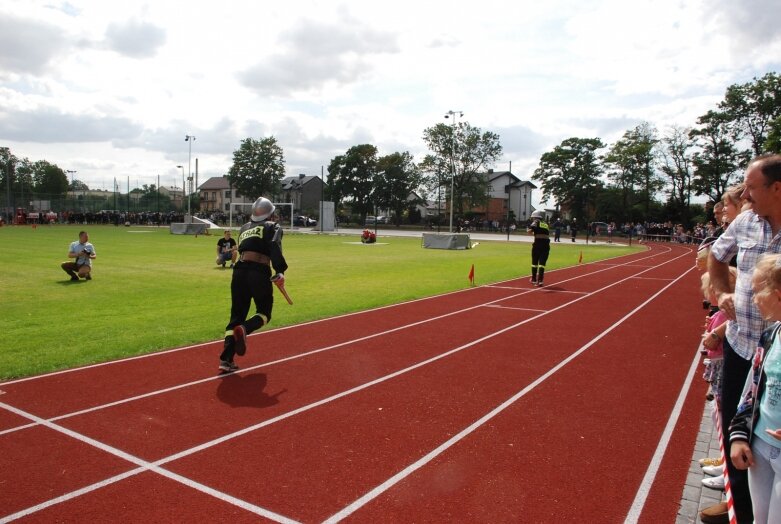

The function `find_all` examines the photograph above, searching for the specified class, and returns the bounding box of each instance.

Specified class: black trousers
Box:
[721,338,753,523]
[531,240,550,281]
[220,261,273,361]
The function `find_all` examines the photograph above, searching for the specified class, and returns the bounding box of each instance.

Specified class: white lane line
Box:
[0,247,677,437]
[592,263,656,268]
[631,276,676,281]
[483,305,547,312]
[623,333,701,523]
[537,289,590,295]
[0,402,301,524]
[0,245,669,388]
[323,264,696,523]
[0,248,692,521]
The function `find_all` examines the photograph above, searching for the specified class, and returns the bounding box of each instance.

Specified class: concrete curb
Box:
[677,401,725,523]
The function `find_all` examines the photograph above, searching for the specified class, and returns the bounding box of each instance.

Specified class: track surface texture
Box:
[0,242,706,523]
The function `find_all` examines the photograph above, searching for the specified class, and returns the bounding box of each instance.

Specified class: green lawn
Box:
[0,224,639,379]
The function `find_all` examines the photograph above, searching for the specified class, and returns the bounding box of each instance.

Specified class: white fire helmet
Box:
[530,210,544,219]
[250,197,275,222]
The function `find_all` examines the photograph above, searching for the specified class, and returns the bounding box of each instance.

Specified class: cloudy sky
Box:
[1,0,779,206]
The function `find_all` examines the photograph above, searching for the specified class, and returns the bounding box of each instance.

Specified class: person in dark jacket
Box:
[219,197,288,373]
[527,210,550,287]
[729,254,781,524]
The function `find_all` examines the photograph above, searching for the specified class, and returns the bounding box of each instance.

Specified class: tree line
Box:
[228,72,781,227]
[3,71,779,225]
[534,72,781,225]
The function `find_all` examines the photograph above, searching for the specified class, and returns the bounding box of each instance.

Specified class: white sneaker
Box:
[702,464,723,477]
[702,475,725,490]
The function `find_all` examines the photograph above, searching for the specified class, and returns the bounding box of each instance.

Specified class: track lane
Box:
[158,247,696,521]
[322,250,702,522]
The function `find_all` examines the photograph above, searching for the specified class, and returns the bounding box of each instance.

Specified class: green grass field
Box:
[0,224,639,379]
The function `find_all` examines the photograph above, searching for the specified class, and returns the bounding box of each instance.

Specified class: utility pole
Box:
[444,110,463,233]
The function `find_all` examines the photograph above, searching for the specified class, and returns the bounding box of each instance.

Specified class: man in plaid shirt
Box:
[706,154,781,524]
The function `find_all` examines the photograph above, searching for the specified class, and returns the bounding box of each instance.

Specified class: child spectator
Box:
[701,270,735,403]
[729,253,781,523]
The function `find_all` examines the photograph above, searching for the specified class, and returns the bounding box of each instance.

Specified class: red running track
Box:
[0,242,707,523]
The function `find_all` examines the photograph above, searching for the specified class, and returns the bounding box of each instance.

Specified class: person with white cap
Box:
[219,196,288,372]
[527,209,550,287]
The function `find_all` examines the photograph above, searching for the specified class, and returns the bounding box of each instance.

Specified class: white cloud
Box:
[104,19,167,58]
[0,13,68,75]
[237,16,399,96]
[0,0,778,198]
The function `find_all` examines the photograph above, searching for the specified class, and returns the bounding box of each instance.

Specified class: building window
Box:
[225,203,230,211]
[225,190,231,198]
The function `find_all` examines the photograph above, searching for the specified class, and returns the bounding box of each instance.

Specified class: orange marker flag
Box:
[578,251,583,264]
[468,264,475,286]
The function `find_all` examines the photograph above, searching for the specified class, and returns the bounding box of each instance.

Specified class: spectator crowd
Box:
[692,153,781,524]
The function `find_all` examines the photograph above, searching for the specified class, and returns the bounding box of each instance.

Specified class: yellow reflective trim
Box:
[224,330,234,338]
[238,226,264,244]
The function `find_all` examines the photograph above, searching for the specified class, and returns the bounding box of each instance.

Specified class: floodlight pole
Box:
[66,170,77,209]
[176,165,185,212]
[444,110,463,233]
[185,135,196,220]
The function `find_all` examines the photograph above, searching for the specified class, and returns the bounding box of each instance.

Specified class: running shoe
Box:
[699,502,729,524]
[530,278,537,285]
[536,281,544,287]
[702,464,723,477]
[233,324,247,356]
[701,475,725,490]
[699,457,723,467]
[219,360,238,372]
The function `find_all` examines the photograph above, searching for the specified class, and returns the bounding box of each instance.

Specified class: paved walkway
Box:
[677,400,725,523]
[302,227,627,246]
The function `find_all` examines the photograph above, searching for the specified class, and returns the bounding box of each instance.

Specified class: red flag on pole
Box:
[468,264,475,285]
[578,251,583,264]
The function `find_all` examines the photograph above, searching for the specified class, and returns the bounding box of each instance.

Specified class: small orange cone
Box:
[468,264,475,286]
[578,251,583,264]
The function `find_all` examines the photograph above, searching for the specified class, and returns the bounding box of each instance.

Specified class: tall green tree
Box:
[12,158,35,200]
[719,72,781,156]
[68,179,90,191]
[227,137,286,201]
[532,137,605,223]
[603,122,661,217]
[766,116,781,154]
[327,144,378,219]
[602,123,658,218]
[659,126,695,219]
[0,147,17,188]
[31,160,68,197]
[420,120,502,215]
[689,110,745,203]
[375,151,422,226]
[0,148,18,209]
